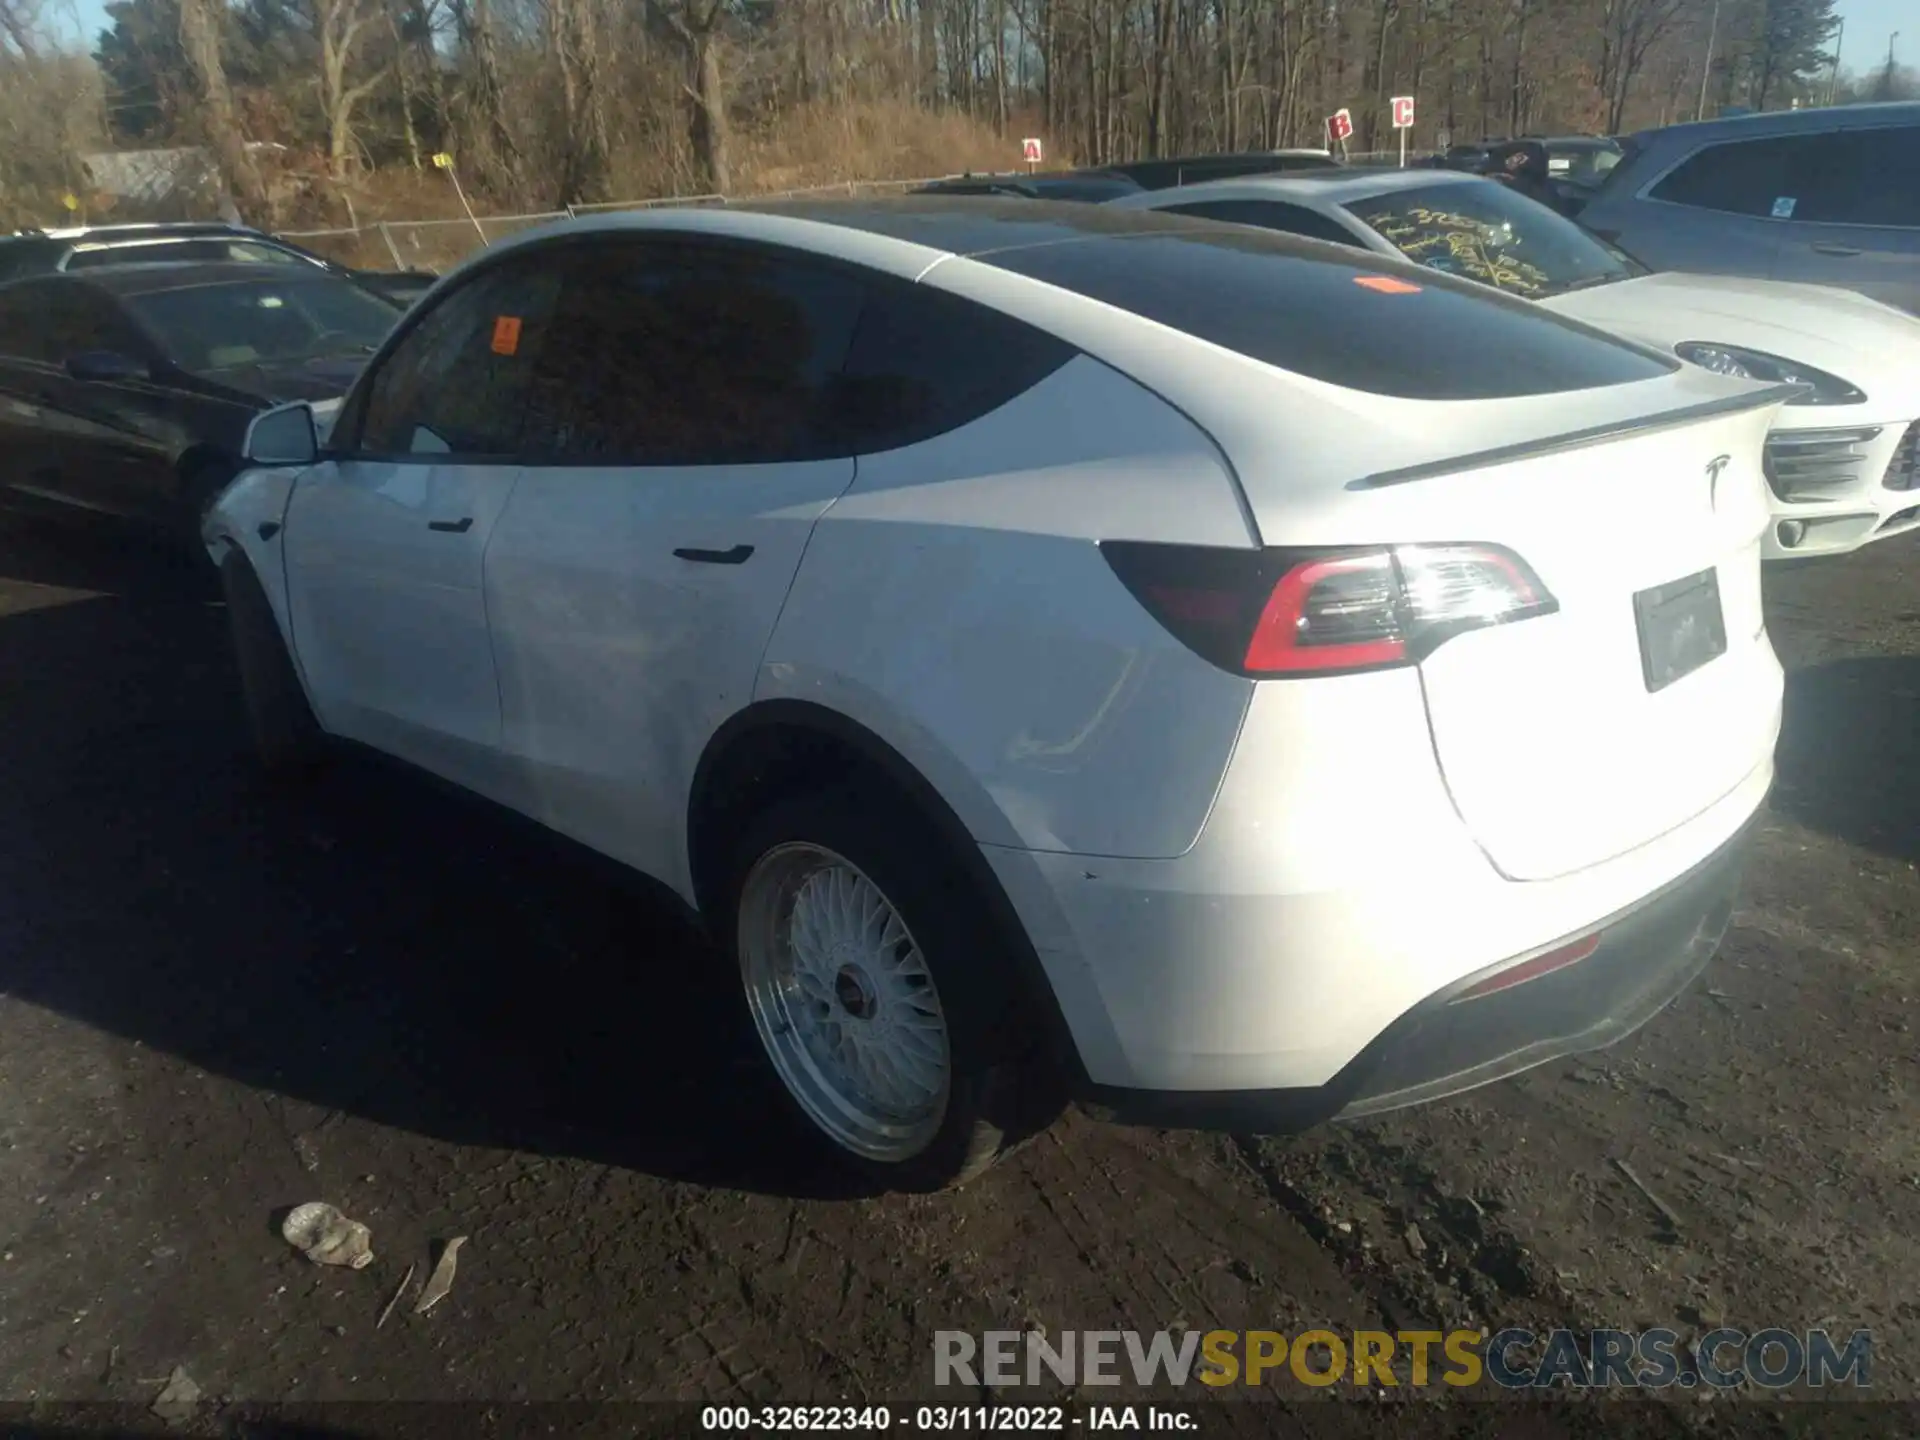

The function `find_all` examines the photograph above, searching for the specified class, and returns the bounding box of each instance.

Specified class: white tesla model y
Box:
[206,200,1791,1190]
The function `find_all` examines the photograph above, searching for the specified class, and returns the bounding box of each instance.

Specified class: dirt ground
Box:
[1,514,1916,1434]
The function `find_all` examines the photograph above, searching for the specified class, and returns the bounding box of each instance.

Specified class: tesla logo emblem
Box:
[1706,454,1730,510]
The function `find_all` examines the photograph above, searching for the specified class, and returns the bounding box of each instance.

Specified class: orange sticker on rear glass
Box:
[491,315,523,355]
[1353,275,1423,294]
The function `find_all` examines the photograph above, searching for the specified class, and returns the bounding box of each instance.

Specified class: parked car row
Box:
[7,105,1914,1194]
[1106,165,1920,560]
[0,222,438,306]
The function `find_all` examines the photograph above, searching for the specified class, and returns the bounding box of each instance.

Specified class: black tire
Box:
[219,548,326,779]
[722,783,1060,1192]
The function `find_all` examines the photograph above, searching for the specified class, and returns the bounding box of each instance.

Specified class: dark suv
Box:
[1575,102,1920,315]
[913,172,1145,202]
[0,223,437,306]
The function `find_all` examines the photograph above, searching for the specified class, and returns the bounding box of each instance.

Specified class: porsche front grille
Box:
[1884,422,1920,493]
[1763,427,1883,503]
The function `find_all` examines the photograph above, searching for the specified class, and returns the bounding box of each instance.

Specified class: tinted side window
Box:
[1793,127,1920,227]
[981,230,1674,400]
[829,279,1077,454]
[0,245,52,283]
[354,258,560,457]
[35,287,146,362]
[522,241,865,466]
[1164,199,1367,248]
[1648,134,1825,217]
[0,288,44,358]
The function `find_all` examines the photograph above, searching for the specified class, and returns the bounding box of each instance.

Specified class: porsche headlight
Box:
[1675,342,1865,406]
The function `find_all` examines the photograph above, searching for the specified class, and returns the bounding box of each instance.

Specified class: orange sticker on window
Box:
[1353,275,1423,294]
[491,315,523,355]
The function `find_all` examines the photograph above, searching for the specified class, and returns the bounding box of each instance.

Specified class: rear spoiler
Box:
[1349,382,1803,491]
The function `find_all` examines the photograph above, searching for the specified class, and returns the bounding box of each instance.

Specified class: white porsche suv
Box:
[207,200,1790,1190]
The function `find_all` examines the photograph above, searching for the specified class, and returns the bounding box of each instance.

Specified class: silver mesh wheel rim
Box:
[737,842,951,1162]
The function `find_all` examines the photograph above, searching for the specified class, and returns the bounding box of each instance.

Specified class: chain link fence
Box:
[280,172,948,273]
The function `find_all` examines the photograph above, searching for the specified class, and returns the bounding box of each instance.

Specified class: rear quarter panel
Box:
[757,355,1260,860]
[1581,139,1783,281]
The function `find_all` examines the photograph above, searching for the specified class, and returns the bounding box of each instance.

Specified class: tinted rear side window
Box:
[827,280,1076,453]
[1648,133,1826,216]
[0,244,55,283]
[978,230,1673,399]
[1030,178,1141,202]
[1792,126,1920,227]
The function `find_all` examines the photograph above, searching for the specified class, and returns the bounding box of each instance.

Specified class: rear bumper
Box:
[1078,816,1752,1134]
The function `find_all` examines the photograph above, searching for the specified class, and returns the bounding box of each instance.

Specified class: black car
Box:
[916,150,1341,202]
[0,263,402,535]
[913,171,1145,201]
[1432,143,1497,172]
[0,223,438,307]
[1099,150,1340,190]
[1530,135,1625,189]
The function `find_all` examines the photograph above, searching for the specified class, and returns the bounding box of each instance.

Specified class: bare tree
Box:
[449,0,524,196]
[0,0,38,60]
[312,0,389,176]
[548,0,612,200]
[177,0,268,219]
[649,0,731,192]
[1595,0,1688,132]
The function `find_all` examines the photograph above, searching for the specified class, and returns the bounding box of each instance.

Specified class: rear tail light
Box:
[1101,541,1557,678]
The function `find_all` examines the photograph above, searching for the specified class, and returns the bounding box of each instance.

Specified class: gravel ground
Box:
[1,515,1915,1434]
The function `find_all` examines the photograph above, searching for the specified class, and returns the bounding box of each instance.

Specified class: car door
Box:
[282,253,561,793]
[0,281,177,518]
[482,237,866,894]
[0,284,66,513]
[1769,123,1920,315]
[51,287,213,521]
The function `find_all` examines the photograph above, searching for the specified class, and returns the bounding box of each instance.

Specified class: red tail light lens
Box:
[1448,931,1602,1004]
[1102,541,1556,678]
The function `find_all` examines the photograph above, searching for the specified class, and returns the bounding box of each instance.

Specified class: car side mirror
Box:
[243,401,320,467]
[65,350,150,384]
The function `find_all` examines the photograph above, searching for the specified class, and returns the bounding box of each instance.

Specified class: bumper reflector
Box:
[1448,932,1602,1005]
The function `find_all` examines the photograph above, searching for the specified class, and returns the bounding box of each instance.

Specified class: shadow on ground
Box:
[1774,653,1920,865]
[0,516,862,1201]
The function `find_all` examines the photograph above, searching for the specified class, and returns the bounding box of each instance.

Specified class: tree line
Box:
[2,0,1911,228]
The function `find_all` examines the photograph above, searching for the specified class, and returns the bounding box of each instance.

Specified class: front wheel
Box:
[727,786,1054,1191]
[220,549,326,780]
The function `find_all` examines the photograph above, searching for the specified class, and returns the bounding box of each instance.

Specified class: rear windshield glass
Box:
[1343,180,1642,298]
[977,228,1674,400]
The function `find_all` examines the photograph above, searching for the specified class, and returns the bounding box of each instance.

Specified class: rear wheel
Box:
[219,549,325,779]
[726,785,1055,1191]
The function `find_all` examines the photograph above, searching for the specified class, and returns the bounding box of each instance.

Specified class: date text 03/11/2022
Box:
[700,1405,1197,1431]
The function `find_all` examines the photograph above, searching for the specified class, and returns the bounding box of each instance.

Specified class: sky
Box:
[1832,0,1909,77]
[49,0,1914,82]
